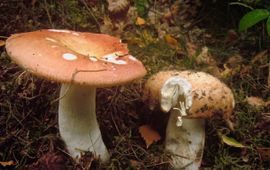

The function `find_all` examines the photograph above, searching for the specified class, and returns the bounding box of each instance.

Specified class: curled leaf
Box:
[246,96,267,107]
[139,124,161,148]
[0,40,5,47]
[0,160,15,167]
[164,34,179,49]
[136,17,146,25]
[257,147,270,161]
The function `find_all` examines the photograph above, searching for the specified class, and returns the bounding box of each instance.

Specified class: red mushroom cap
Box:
[6,29,146,87]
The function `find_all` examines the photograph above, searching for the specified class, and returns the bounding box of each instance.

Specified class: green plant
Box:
[238,9,270,35]
[230,0,270,35]
[134,0,148,17]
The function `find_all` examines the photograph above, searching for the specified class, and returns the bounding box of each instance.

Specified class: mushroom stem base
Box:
[58,84,109,162]
[165,110,205,170]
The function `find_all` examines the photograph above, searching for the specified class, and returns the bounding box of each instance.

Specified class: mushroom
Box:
[143,70,234,169]
[5,29,146,162]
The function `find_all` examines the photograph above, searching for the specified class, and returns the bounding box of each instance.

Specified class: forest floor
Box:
[0,0,270,169]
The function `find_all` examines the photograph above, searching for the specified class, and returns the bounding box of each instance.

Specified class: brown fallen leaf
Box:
[224,29,238,44]
[107,0,130,21]
[139,124,161,148]
[129,159,142,168]
[257,147,270,161]
[186,42,197,57]
[0,40,5,47]
[28,152,68,170]
[220,64,241,79]
[136,17,146,26]
[0,160,15,167]
[226,54,243,67]
[162,1,180,24]
[205,65,222,78]
[164,34,179,49]
[251,50,268,64]
[246,96,267,107]
[196,46,217,66]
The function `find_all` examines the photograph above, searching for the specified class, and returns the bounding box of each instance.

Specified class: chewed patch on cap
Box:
[89,56,98,62]
[101,53,127,65]
[101,52,127,65]
[63,53,77,61]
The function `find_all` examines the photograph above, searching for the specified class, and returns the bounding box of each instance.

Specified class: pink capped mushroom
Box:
[143,70,234,169]
[5,29,146,162]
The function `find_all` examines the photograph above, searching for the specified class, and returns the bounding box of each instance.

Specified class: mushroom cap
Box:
[5,29,146,87]
[143,70,235,119]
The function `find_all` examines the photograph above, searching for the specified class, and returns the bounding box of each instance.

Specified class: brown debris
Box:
[27,152,70,170]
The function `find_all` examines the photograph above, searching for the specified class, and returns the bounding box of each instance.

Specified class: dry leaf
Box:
[127,111,139,120]
[251,50,268,64]
[0,40,5,47]
[0,160,15,167]
[241,148,249,162]
[139,124,161,148]
[186,42,197,57]
[196,46,217,66]
[226,54,243,67]
[164,34,179,49]
[220,64,240,79]
[204,65,221,77]
[129,159,142,168]
[31,0,37,6]
[246,96,266,107]
[107,0,130,21]
[257,147,270,161]
[134,30,157,47]
[224,29,238,43]
[136,17,146,25]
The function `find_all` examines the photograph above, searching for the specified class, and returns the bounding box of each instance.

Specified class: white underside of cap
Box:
[160,76,192,113]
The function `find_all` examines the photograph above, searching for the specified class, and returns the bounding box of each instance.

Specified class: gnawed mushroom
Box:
[5,29,146,162]
[143,70,234,169]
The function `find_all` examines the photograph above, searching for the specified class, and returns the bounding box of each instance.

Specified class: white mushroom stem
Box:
[160,77,205,170]
[166,109,205,170]
[58,84,110,162]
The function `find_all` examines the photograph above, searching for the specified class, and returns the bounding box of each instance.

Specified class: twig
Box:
[43,0,54,28]
[80,0,101,31]
[144,161,171,168]
[0,36,8,39]
[50,68,106,104]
